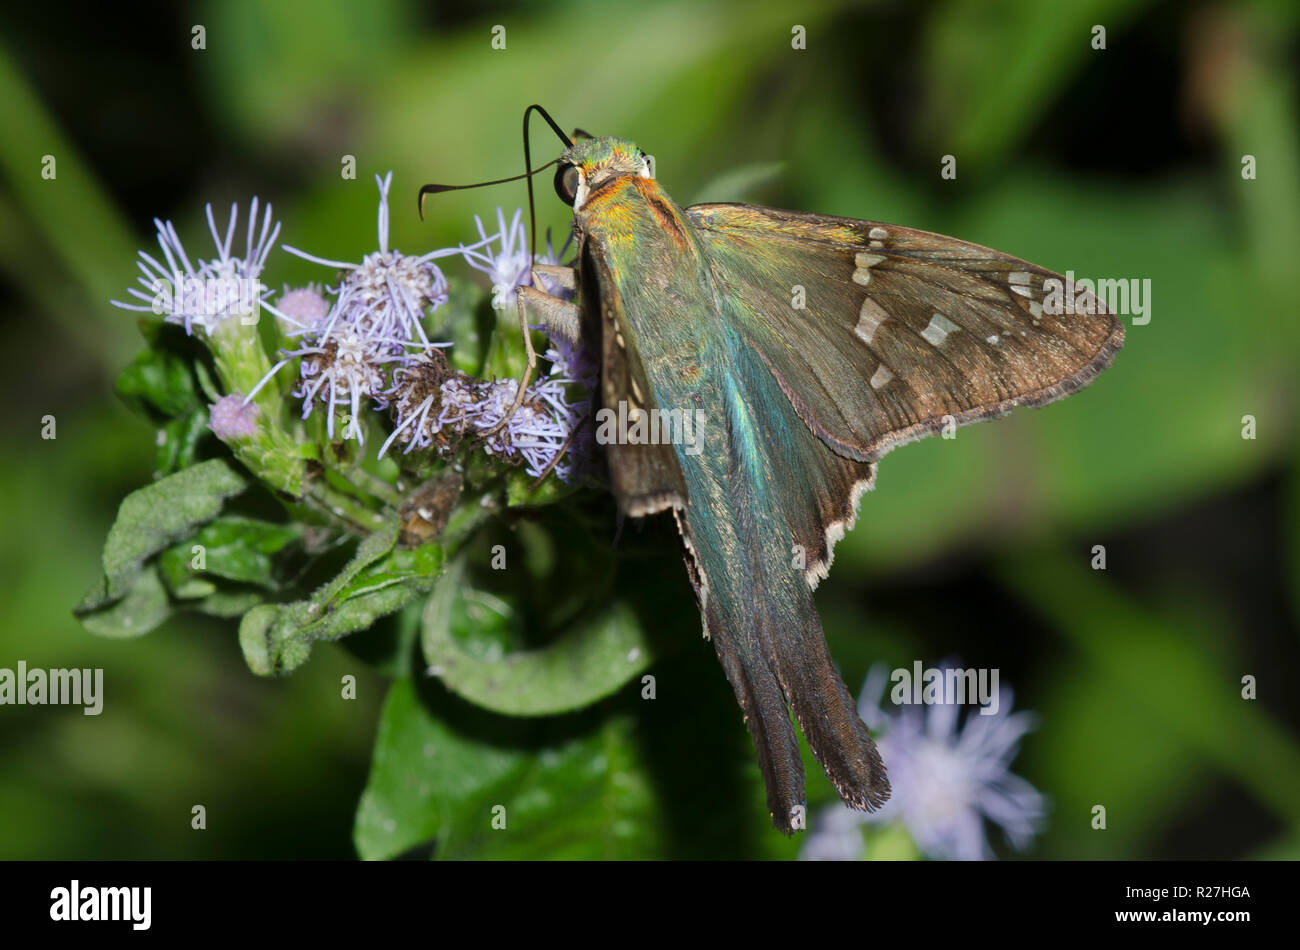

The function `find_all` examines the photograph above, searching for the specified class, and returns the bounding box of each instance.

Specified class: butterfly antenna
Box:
[479,104,574,441]
[417,160,560,221]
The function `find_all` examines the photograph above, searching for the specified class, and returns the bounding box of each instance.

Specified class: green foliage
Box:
[423,557,652,716]
[239,520,443,675]
[354,678,660,860]
[159,517,301,594]
[75,460,249,635]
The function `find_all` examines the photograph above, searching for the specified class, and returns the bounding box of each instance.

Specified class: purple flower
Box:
[460,208,531,309]
[112,200,280,335]
[459,207,574,308]
[245,173,472,443]
[274,284,330,330]
[280,172,466,347]
[273,320,415,444]
[536,336,596,480]
[376,205,591,478]
[208,393,260,440]
[800,663,1047,861]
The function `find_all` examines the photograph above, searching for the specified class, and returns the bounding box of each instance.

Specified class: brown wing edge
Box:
[756,306,1124,589]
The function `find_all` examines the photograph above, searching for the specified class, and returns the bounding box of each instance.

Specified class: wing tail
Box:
[766,609,890,813]
[706,602,807,833]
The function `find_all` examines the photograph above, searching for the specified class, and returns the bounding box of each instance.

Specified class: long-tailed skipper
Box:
[422,107,1124,834]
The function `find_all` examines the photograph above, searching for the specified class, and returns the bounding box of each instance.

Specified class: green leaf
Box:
[115,344,199,419]
[113,344,209,474]
[354,677,660,860]
[422,556,651,716]
[192,588,266,619]
[504,465,582,508]
[238,518,445,675]
[76,565,171,639]
[154,409,208,476]
[159,516,301,595]
[440,713,656,860]
[76,459,248,623]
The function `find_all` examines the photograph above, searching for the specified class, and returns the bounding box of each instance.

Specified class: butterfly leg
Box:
[480,279,581,437]
[531,263,576,295]
[517,284,581,345]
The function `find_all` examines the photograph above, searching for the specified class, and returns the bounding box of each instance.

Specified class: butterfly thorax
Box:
[574,161,725,401]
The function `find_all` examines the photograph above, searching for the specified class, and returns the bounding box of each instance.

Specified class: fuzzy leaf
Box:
[76,459,247,622]
[116,345,199,419]
[77,565,171,639]
[238,518,445,675]
[154,408,208,475]
[159,516,301,594]
[422,557,650,716]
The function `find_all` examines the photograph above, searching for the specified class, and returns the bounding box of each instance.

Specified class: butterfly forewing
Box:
[686,203,1125,465]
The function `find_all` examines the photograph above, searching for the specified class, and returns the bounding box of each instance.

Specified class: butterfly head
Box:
[554,137,652,211]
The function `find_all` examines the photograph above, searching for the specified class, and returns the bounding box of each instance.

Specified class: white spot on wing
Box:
[851,251,883,287]
[870,365,893,389]
[868,227,888,240]
[855,298,888,344]
[920,312,960,346]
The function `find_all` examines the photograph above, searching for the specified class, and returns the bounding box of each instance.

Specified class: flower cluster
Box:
[379,339,595,481]
[116,171,594,484]
[112,200,280,335]
[800,663,1047,861]
[377,205,595,478]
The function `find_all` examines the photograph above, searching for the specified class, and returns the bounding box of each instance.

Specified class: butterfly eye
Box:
[554,164,580,206]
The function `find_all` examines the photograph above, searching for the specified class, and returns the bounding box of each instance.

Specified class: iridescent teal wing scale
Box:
[577,177,889,831]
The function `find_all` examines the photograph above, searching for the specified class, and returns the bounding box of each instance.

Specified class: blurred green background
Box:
[0,0,1297,859]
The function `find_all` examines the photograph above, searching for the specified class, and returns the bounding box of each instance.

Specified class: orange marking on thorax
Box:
[584,175,691,251]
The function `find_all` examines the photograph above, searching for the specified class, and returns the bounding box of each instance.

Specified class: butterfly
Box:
[424,108,1124,834]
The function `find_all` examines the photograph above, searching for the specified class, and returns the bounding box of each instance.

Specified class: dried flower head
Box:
[379,344,593,482]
